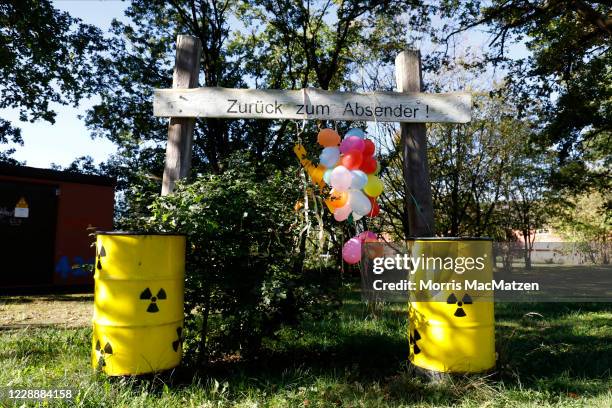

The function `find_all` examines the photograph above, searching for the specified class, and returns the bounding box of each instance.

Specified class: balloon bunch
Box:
[317,128,383,222]
[292,128,384,266]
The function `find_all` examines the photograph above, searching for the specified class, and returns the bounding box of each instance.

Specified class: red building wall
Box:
[52,181,114,286]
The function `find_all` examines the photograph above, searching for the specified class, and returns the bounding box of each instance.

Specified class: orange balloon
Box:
[317,129,341,147]
[324,197,336,213]
[328,189,348,208]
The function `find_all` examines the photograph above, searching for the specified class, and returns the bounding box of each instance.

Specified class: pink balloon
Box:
[342,238,362,264]
[358,231,377,242]
[334,203,352,221]
[339,136,365,154]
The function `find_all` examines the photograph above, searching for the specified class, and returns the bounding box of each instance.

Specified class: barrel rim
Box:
[95,230,186,236]
[408,237,493,241]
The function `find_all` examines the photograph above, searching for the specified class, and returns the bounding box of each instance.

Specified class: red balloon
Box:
[368,197,380,217]
[360,157,377,173]
[341,150,363,170]
[363,139,375,156]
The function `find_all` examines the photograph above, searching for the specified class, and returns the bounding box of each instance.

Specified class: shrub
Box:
[136,159,341,363]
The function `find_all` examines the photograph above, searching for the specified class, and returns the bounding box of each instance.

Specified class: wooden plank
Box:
[161,35,202,195]
[396,50,435,237]
[153,87,471,123]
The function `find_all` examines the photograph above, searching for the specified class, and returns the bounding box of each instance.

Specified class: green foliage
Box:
[84,0,432,198]
[440,1,611,194]
[428,93,527,238]
[379,88,556,241]
[552,190,611,264]
[128,155,341,359]
[0,0,105,150]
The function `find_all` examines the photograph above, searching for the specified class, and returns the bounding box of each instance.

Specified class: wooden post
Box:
[161,35,202,195]
[395,50,435,237]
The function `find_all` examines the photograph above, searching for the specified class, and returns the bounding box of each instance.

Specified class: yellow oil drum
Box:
[408,238,495,373]
[92,232,186,376]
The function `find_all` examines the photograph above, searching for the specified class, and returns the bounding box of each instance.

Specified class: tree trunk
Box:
[523,230,532,270]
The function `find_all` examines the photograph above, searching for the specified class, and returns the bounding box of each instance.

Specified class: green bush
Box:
[135,158,341,363]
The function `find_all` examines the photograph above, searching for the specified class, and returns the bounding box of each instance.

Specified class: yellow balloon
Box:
[363,174,383,197]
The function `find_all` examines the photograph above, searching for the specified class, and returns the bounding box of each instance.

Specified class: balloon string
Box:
[294,120,303,145]
[302,87,308,132]
[410,192,433,235]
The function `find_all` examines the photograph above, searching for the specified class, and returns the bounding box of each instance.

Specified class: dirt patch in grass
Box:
[0,294,93,329]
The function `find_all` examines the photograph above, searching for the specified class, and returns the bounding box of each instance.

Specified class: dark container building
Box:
[0,164,115,291]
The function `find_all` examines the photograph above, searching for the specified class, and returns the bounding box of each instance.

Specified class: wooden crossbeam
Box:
[154,87,471,124]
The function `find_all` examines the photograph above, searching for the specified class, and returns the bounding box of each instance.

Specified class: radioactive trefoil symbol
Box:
[96,244,106,270]
[140,288,167,313]
[172,327,184,352]
[409,329,422,355]
[95,340,113,369]
[447,293,473,317]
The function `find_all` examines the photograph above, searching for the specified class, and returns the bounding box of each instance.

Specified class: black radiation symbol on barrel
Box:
[140,287,167,313]
[447,293,473,317]
[409,329,422,355]
[172,327,184,352]
[95,340,113,369]
[97,244,106,270]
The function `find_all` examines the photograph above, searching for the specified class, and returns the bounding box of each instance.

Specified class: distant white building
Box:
[513,227,602,265]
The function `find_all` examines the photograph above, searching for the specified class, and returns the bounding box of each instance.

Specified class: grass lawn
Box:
[0,289,610,407]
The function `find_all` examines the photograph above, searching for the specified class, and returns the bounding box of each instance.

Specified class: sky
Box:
[2,1,529,169]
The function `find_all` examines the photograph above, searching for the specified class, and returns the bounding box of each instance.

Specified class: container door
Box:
[0,180,58,287]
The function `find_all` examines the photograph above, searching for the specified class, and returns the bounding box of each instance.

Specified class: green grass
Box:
[0,290,610,407]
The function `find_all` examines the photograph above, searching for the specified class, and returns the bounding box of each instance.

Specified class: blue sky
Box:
[2,1,528,169]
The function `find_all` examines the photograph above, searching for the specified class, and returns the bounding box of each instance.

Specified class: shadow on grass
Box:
[175,300,611,404]
[495,302,611,388]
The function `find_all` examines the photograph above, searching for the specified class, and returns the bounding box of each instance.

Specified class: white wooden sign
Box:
[154,87,471,123]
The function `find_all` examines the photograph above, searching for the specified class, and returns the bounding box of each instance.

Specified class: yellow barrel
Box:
[92,232,186,376]
[409,238,495,373]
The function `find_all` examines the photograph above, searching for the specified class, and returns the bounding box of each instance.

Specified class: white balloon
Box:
[350,170,368,190]
[330,166,352,191]
[349,189,372,216]
[319,147,340,168]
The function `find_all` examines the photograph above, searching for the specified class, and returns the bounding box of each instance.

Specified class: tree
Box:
[0,0,104,160]
[506,152,551,269]
[553,190,611,264]
[440,1,611,195]
[84,0,435,270]
[86,1,432,182]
